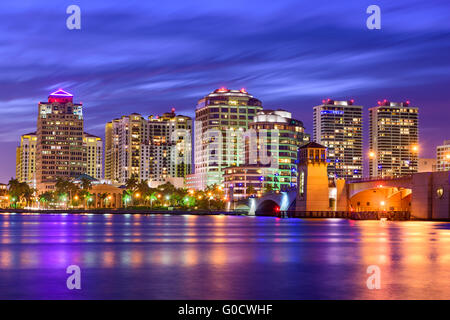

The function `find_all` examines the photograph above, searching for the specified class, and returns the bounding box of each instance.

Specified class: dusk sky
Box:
[0,0,449,182]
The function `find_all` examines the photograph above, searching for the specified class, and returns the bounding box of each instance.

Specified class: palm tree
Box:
[79,177,93,209]
[246,185,256,197]
[80,177,92,192]
[99,192,109,208]
[23,186,35,207]
[264,183,273,194]
[7,178,33,208]
[125,174,139,192]
[39,191,54,209]
[68,183,80,207]
[136,181,150,205]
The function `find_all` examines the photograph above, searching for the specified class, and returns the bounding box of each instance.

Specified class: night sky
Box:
[0,0,449,183]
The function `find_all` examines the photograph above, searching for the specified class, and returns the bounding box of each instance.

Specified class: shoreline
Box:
[0,208,247,216]
[0,208,446,221]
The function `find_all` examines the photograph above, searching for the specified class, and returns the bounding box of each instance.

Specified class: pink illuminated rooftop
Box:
[48,89,74,103]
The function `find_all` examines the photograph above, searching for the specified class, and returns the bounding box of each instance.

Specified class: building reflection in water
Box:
[1,213,450,299]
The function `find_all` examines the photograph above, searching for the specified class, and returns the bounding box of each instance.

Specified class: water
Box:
[1,212,450,299]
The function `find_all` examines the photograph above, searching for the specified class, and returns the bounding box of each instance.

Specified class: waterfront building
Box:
[223,165,275,201]
[141,109,192,185]
[436,140,450,171]
[313,99,363,179]
[369,100,419,178]
[223,109,309,201]
[104,118,120,183]
[193,88,263,189]
[105,113,146,184]
[83,133,103,180]
[16,132,37,188]
[36,90,86,191]
[105,110,192,185]
[248,109,309,190]
[17,130,102,189]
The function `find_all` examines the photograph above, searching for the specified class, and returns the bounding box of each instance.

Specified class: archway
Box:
[349,186,411,212]
[256,200,280,216]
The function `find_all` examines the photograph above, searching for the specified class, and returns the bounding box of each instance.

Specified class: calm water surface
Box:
[1,213,450,299]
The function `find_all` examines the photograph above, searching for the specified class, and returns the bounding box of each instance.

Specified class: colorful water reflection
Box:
[0,213,450,299]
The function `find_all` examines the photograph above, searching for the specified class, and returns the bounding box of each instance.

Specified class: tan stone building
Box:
[296,142,330,211]
[16,132,37,188]
[105,110,192,185]
[90,184,123,209]
[36,90,86,191]
[83,133,103,180]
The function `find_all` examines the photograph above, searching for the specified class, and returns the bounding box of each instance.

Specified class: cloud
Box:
[0,0,449,180]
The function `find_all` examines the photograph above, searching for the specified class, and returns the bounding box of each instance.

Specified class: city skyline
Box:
[1,0,450,182]
[4,87,446,183]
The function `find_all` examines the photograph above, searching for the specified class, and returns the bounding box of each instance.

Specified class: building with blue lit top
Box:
[313,99,363,179]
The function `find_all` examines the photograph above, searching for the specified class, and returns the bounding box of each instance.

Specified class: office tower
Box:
[313,99,363,179]
[105,110,192,185]
[369,100,419,178]
[83,133,103,180]
[141,109,192,186]
[17,130,100,187]
[223,109,309,200]
[436,140,450,171]
[16,132,37,188]
[36,90,86,191]
[194,88,263,189]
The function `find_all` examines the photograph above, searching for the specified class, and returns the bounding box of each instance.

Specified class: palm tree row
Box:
[7,178,36,208]
[123,175,227,210]
[7,174,228,211]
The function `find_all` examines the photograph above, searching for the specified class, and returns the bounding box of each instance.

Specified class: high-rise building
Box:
[104,118,121,183]
[36,90,86,191]
[105,113,146,184]
[223,109,309,200]
[105,110,192,185]
[436,140,450,171]
[16,132,37,188]
[313,99,363,179]
[141,110,192,185]
[83,133,103,180]
[369,100,419,178]
[17,129,101,187]
[194,88,263,189]
[248,110,309,190]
